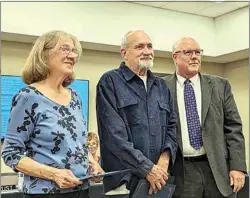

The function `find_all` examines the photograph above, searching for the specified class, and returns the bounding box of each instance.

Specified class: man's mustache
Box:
[140,56,154,60]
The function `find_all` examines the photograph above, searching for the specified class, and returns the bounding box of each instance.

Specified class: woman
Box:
[87,132,100,164]
[1,30,102,198]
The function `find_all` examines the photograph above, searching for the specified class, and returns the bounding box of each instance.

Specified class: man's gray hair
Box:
[121,30,149,49]
[121,31,133,49]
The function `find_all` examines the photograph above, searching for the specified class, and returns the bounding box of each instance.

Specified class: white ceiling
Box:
[124,1,249,18]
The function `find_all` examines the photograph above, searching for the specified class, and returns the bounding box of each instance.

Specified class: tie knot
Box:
[184,79,191,85]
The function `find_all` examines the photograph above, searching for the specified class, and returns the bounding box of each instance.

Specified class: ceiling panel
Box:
[196,2,244,17]
[126,1,249,18]
[161,2,214,14]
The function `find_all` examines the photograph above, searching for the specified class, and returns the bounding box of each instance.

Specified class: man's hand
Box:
[229,170,245,193]
[147,151,170,195]
[157,151,170,171]
[146,165,168,195]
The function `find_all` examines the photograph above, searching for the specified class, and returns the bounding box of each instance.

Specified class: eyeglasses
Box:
[59,45,79,57]
[88,142,98,146]
[174,49,203,57]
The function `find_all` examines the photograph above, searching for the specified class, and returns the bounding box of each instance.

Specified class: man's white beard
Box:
[138,59,154,70]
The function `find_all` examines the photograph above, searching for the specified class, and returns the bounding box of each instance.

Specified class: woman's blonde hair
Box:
[22,30,82,87]
[88,132,99,146]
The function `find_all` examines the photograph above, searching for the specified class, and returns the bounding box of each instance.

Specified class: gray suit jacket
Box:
[164,73,247,197]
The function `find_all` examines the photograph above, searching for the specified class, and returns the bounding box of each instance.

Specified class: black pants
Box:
[105,196,129,198]
[23,189,89,198]
[173,159,236,198]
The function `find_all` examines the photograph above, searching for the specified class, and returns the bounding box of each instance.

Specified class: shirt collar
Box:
[176,72,200,87]
[119,62,157,84]
[119,62,135,81]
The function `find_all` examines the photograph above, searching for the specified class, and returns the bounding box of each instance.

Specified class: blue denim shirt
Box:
[2,86,88,194]
[96,62,177,193]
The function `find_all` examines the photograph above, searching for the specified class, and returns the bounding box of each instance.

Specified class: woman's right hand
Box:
[53,169,82,189]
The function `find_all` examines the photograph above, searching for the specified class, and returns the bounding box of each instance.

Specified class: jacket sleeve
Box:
[223,80,247,172]
[96,76,154,178]
[2,91,37,171]
[161,85,178,166]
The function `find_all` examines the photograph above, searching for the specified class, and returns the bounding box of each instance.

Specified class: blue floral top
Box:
[2,86,89,194]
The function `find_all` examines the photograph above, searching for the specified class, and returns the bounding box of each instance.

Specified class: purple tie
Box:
[184,80,203,150]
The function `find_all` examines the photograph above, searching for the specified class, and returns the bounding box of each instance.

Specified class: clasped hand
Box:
[146,165,168,195]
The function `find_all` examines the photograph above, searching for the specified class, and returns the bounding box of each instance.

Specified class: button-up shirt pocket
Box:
[117,98,140,126]
[158,101,170,127]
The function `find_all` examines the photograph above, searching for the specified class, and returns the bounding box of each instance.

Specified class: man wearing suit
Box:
[164,37,247,198]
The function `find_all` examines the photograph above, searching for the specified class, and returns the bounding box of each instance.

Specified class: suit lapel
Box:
[200,74,212,127]
[166,74,183,151]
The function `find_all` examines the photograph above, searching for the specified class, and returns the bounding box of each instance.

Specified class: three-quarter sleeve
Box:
[2,91,37,171]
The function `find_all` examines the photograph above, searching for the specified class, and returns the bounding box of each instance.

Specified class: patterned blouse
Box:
[1,86,89,194]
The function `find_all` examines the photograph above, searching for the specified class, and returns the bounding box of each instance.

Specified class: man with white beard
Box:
[96,30,178,197]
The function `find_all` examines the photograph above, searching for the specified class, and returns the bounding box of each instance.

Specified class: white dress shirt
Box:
[176,73,205,156]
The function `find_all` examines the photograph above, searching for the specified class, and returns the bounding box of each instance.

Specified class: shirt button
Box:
[151,133,155,136]
[151,149,155,152]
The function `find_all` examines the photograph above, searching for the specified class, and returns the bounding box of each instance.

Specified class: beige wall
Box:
[1,41,248,172]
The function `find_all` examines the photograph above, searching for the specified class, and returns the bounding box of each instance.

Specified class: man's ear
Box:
[172,53,177,61]
[172,53,178,65]
[121,48,127,60]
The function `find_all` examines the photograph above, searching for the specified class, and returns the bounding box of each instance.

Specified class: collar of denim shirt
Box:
[119,62,158,86]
